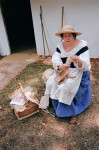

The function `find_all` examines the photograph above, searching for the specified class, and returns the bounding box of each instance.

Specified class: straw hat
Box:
[55,25,82,37]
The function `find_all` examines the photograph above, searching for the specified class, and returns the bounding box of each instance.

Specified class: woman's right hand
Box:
[58,64,70,71]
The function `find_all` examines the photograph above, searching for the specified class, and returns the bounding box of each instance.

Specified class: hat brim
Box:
[55,31,82,37]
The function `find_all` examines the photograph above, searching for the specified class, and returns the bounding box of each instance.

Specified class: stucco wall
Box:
[30,0,99,58]
[0,8,10,56]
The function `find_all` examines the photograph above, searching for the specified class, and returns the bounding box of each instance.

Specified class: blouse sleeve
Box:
[79,50,91,71]
[52,48,63,70]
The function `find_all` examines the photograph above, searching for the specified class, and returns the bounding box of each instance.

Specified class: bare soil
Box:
[0,59,99,150]
[0,56,5,60]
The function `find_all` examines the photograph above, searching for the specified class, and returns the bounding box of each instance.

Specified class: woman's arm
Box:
[52,51,70,71]
[70,50,91,71]
[52,50,63,70]
[70,56,82,67]
[58,64,70,71]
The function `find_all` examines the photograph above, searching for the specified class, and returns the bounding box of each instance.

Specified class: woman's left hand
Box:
[70,56,82,67]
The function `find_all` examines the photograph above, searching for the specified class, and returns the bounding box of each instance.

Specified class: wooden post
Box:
[40,6,45,56]
[61,6,64,42]
[61,6,64,28]
[40,6,51,56]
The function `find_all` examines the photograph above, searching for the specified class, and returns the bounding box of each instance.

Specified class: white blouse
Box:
[52,40,91,72]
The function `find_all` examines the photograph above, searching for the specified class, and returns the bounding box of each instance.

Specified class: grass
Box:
[0,60,99,150]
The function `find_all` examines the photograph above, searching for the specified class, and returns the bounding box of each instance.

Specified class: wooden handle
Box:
[55,70,68,82]
[18,82,28,106]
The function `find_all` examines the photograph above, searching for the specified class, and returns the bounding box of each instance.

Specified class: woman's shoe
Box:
[69,115,77,124]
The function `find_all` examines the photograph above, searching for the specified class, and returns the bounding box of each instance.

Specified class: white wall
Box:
[0,8,10,56]
[30,0,99,58]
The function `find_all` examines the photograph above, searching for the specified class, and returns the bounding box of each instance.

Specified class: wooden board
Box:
[55,70,68,82]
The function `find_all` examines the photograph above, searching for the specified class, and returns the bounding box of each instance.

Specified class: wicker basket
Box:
[9,83,39,120]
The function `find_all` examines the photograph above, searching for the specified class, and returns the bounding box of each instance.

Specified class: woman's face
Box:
[63,33,75,45]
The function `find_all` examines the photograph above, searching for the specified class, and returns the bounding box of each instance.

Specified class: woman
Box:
[44,25,92,123]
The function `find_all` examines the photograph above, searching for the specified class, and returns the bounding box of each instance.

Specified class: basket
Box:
[9,83,39,120]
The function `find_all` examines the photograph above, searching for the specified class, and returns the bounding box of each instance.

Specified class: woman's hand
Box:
[70,56,82,67]
[58,64,70,71]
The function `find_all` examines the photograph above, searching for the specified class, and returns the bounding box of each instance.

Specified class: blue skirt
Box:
[51,71,92,117]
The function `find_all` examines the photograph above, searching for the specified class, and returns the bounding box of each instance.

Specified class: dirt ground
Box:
[0,58,99,150]
[0,56,5,60]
